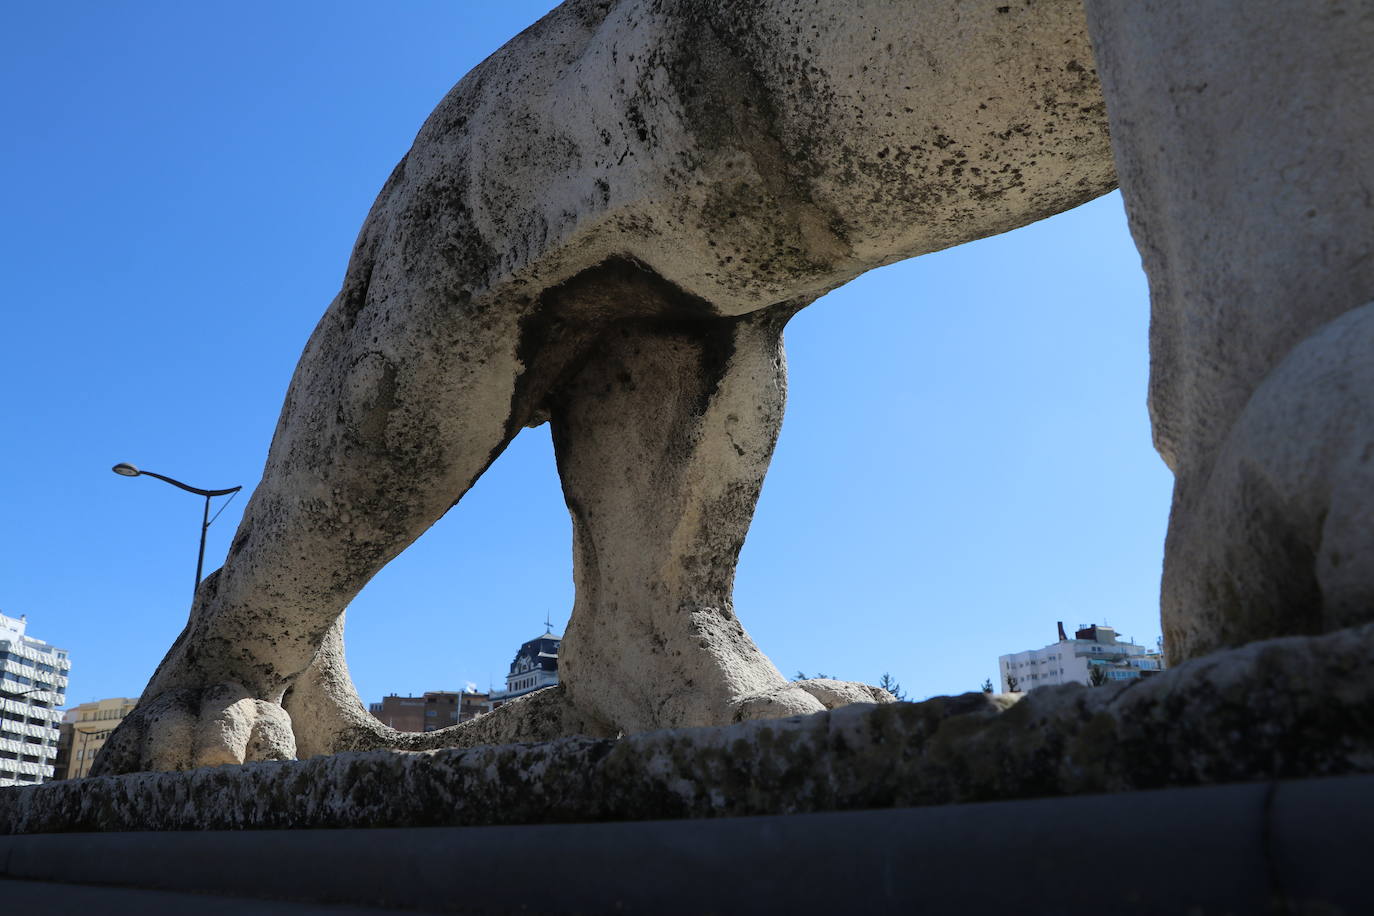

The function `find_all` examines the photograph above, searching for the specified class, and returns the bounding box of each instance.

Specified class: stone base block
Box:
[3,624,1373,834]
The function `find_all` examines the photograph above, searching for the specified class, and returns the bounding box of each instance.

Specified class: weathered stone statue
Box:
[95,0,1373,775]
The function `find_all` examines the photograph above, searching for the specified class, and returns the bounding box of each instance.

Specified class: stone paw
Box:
[731,682,829,723]
[730,677,897,724]
[792,677,899,708]
[91,684,296,776]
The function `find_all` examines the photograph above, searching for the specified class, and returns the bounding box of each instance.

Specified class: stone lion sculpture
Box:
[96,0,1373,775]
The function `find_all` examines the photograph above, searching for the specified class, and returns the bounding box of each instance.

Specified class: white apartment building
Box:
[999,623,1164,693]
[0,611,70,787]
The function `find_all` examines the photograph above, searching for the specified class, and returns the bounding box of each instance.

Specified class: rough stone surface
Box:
[95,0,1115,775]
[26,625,1374,834]
[95,0,1374,778]
[1083,0,1374,662]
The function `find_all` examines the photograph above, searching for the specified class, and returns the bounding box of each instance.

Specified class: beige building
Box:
[369,691,492,733]
[57,697,139,779]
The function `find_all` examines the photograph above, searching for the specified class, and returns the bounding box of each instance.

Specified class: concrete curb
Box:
[1,774,1368,914]
[8,625,1374,836]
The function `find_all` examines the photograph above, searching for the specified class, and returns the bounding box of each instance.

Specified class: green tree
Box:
[981,678,994,694]
[878,672,907,700]
[1005,673,1020,693]
[1088,665,1108,687]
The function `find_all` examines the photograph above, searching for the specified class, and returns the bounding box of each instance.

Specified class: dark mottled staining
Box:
[537,255,720,324]
[339,260,375,332]
[357,357,398,445]
[230,519,254,558]
[627,104,651,144]
[504,255,723,443]
[665,16,852,287]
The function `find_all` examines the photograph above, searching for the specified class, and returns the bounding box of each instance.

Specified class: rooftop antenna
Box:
[544,611,554,634]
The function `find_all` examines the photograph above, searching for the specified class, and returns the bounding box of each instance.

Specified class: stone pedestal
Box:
[5,624,1373,835]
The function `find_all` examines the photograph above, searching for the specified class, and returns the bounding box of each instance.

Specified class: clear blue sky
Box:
[1,2,1172,710]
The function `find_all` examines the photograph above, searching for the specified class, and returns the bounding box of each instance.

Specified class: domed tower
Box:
[488,625,561,708]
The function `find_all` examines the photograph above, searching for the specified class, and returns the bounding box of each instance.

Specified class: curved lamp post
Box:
[111,463,242,599]
[71,725,104,779]
[0,685,50,702]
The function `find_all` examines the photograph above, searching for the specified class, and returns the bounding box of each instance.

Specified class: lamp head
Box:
[111,462,141,477]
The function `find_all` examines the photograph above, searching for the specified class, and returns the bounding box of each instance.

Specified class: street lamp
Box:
[111,463,242,599]
[1,685,50,701]
[71,725,107,780]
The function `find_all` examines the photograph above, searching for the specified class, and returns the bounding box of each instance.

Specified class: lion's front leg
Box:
[548,304,893,734]
[95,238,539,775]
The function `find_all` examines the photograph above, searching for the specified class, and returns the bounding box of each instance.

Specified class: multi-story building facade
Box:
[0,611,69,787]
[54,697,140,780]
[369,691,492,733]
[489,629,561,709]
[457,691,493,723]
[999,623,1165,693]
